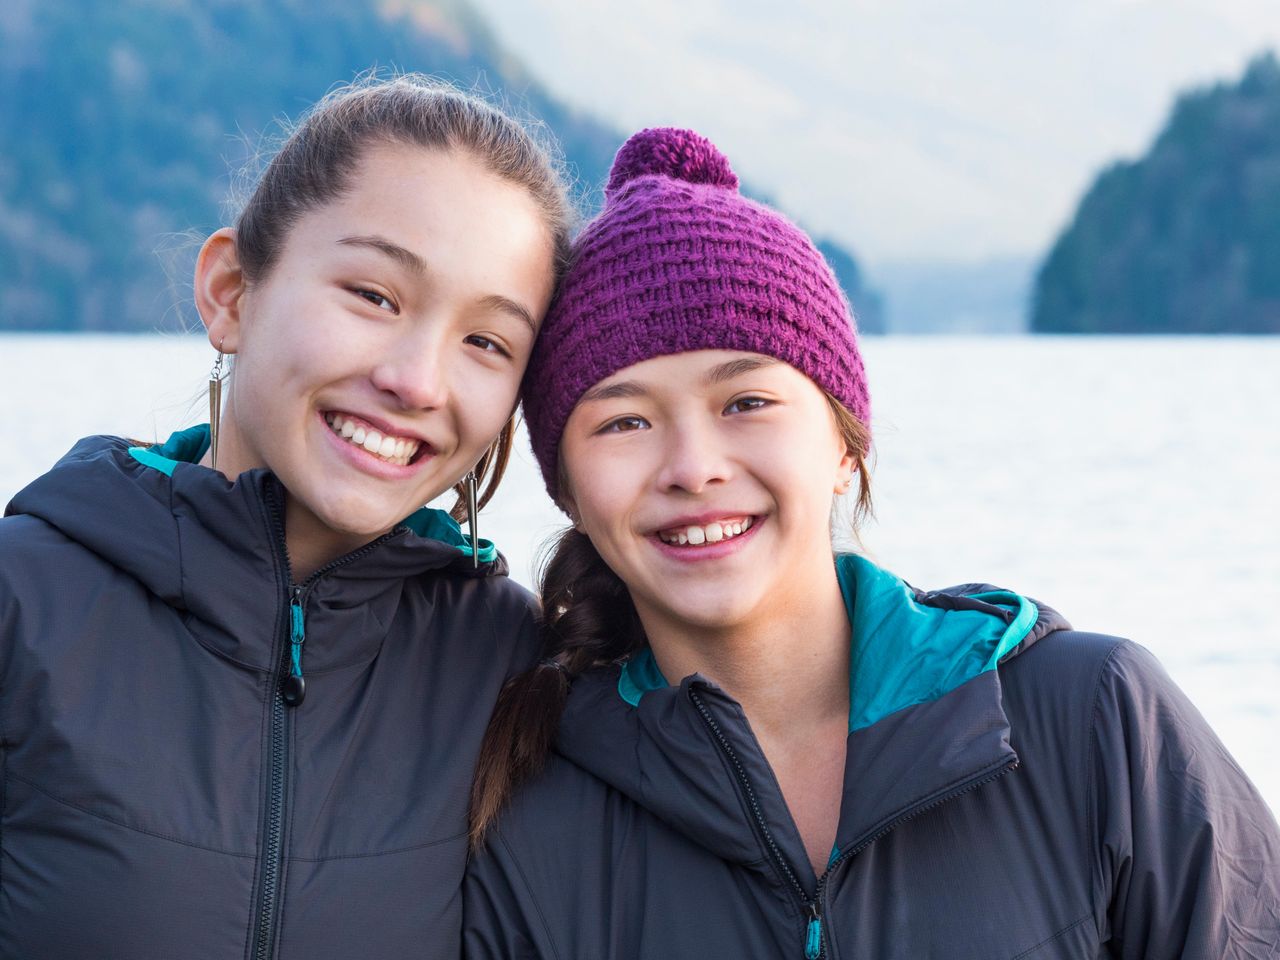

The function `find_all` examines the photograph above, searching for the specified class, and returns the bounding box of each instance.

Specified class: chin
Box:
[659,595,755,633]
[308,492,407,540]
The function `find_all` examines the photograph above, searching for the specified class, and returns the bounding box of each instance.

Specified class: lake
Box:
[2,333,1278,812]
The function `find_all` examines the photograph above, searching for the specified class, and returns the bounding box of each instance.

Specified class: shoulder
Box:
[465,754,621,959]
[411,571,541,677]
[997,629,1130,731]
[487,751,619,856]
[0,513,98,595]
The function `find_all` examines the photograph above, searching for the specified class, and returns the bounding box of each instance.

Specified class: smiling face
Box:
[196,142,556,574]
[559,350,857,638]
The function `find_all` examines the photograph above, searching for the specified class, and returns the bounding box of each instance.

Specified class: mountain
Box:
[873,256,1032,335]
[0,0,880,333]
[1032,52,1280,334]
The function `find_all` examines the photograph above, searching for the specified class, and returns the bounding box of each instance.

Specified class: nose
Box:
[654,416,731,495]
[369,325,451,411]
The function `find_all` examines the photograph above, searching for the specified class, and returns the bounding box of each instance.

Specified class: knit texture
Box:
[523,127,870,502]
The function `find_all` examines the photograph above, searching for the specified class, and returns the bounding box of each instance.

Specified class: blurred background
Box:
[1,1,1277,807]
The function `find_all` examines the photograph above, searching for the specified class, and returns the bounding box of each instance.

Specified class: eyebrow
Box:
[338,235,537,335]
[338,235,428,277]
[703,355,778,385]
[578,355,780,405]
[479,294,537,336]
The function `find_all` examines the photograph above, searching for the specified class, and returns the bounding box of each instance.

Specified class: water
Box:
[2,333,1278,812]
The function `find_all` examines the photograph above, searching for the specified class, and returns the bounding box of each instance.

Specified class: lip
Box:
[646,514,764,563]
[318,410,437,479]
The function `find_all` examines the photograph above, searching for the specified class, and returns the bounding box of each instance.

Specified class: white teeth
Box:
[326,415,423,466]
[659,517,754,546]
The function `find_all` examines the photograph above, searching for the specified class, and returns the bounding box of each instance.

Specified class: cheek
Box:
[565,459,637,537]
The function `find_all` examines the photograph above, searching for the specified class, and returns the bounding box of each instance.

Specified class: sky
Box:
[467,0,1280,268]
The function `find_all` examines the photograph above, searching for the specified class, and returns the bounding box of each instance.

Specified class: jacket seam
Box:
[495,829,565,960]
[288,830,469,862]
[1085,637,1130,933]
[7,769,256,858]
[1009,913,1092,959]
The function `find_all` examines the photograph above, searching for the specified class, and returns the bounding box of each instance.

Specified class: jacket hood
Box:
[555,554,1070,885]
[5,426,510,673]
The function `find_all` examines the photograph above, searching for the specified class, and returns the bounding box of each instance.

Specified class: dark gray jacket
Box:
[465,554,1280,959]
[1,428,539,959]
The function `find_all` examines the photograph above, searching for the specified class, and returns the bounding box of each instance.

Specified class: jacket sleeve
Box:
[1091,640,1280,958]
[463,830,560,960]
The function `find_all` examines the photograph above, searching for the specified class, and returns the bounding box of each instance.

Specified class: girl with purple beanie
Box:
[463,128,1280,958]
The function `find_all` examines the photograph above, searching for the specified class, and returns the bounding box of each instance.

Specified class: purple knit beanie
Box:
[522,127,870,502]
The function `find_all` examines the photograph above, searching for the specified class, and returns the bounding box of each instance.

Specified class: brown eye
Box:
[725,396,769,414]
[601,416,648,434]
[351,288,396,312]
[465,334,512,359]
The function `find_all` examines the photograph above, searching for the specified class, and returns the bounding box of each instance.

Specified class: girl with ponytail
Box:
[465,128,1280,959]
[0,76,574,958]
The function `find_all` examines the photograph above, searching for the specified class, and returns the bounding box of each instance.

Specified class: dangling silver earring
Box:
[208,339,227,469]
[464,470,480,568]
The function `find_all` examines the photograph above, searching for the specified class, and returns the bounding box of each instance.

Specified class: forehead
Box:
[272,142,556,307]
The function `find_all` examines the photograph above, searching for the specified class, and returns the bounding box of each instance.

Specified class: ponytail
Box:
[468,528,645,848]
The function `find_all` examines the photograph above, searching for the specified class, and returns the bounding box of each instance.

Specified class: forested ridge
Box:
[1034,52,1280,334]
[0,0,882,333]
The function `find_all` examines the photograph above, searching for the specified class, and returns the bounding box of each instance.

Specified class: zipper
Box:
[809,756,1020,957]
[249,486,402,960]
[690,684,1019,960]
[688,688,821,957]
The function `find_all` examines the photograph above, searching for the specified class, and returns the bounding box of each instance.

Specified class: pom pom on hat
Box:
[605,127,739,201]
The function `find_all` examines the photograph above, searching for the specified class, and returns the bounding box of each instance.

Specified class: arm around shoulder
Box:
[1090,640,1280,958]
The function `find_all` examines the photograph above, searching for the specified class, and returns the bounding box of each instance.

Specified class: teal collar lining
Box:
[617,554,1038,733]
[128,424,497,564]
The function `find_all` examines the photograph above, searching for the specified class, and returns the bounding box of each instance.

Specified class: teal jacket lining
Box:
[618,553,1038,733]
[127,424,497,563]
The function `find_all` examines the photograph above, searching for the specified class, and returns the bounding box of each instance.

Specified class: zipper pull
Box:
[282,586,306,707]
[805,903,823,959]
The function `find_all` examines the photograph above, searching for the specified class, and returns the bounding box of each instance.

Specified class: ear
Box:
[834,444,858,496]
[557,492,586,534]
[194,227,246,354]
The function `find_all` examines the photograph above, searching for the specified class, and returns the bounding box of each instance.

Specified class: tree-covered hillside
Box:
[1033,53,1280,334]
[0,0,881,333]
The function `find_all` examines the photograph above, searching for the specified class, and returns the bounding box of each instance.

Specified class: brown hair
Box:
[468,395,873,846]
[232,73,576,518]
